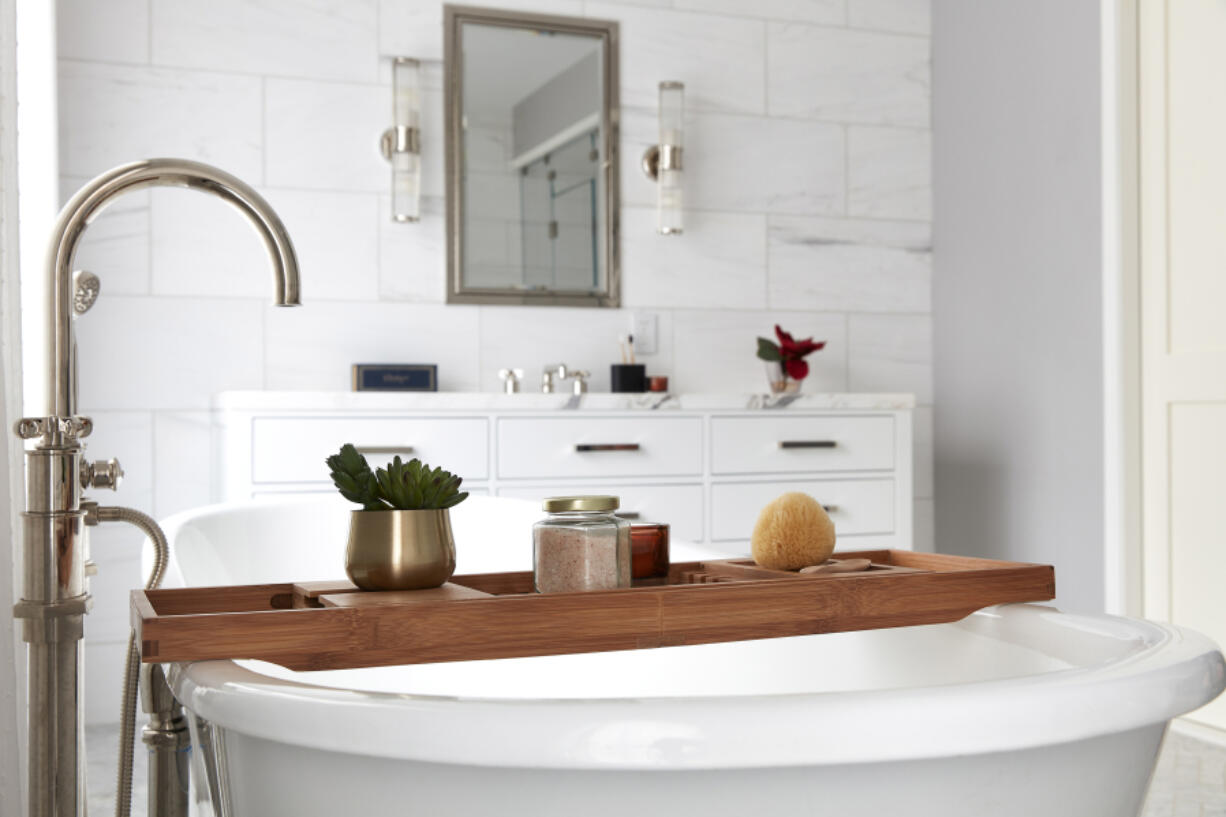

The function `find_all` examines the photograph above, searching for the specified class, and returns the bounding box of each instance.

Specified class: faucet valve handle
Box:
[14,415,93,441]
[82,458,123,491]
[13,418,43,439]
[498,368,525,394]
[570,370,590,395]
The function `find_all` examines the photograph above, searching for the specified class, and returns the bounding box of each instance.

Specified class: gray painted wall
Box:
[932,0,1105,612]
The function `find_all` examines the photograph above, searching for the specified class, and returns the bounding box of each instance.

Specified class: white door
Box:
[1139,0,1226,730]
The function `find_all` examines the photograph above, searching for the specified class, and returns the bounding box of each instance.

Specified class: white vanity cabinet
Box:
[215,392,915,552]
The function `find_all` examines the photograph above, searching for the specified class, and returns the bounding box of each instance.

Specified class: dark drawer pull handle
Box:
[356,446,415,457]
[575,443,641,452]
[618,511,642,520]
[823,505,839,513]
[779,440,837,449]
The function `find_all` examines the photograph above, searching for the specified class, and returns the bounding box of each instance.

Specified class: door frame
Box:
[1106,0,1145,618]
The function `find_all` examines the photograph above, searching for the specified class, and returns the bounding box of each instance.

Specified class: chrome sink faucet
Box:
[541,364,564,393]
[541,364,589,395]
[12,159,300,817]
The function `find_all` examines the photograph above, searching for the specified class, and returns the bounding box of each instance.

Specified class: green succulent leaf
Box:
[374,465,402,510]
[325,444,385,510]
[330,444,470,511]
[439,491,469,509]
[422,466,447,508]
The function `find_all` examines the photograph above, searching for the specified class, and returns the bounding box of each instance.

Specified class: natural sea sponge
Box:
[751,492,836,570]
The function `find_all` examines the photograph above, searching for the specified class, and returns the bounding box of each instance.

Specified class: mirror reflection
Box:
[445,7,619,306]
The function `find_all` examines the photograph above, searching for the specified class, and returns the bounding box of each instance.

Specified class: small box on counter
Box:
[352,364,438,392]
[610,363,646,393]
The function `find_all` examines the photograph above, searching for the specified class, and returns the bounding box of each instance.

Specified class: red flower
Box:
[774,325,826,358]
[756,325,827,382]
[785,358,810,380]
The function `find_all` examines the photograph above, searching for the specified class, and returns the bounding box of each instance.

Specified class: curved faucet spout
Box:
[45,158,301,417]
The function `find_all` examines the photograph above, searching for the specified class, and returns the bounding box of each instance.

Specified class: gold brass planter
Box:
[344,509,456,591]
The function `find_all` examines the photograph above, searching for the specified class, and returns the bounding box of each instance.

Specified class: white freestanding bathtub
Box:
[156,497,1225,817]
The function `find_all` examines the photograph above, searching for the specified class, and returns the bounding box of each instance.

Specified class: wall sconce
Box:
[641,80,684,235]
[380,57,422,223]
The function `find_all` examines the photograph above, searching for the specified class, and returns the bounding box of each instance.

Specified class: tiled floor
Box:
[86,724,148,817]
[84,723,1224,816]
[1144,730,1226,817]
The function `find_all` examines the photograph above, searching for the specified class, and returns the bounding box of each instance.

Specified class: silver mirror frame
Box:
[444,4,621,307]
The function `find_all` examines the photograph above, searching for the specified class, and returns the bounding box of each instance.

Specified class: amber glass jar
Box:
[630,523,670,581]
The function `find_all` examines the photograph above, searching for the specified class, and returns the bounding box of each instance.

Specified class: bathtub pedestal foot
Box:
[143,663,190,817]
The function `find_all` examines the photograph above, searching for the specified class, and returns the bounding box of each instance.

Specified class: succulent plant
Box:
[326,444,469,511]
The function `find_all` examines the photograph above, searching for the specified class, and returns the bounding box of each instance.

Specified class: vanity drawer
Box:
[497,417,702,479]
[497,483,703,543]
[710,415,895,475]
[709,478,895,542]
[251,416,489,484]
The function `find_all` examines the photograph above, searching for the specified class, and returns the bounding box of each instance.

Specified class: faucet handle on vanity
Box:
[498,368,525,394]
[569,370,590,395]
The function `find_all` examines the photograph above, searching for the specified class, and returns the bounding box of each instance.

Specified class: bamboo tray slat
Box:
[131,550,1055,672]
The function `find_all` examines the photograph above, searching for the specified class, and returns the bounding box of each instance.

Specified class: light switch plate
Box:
[630,312,658,356]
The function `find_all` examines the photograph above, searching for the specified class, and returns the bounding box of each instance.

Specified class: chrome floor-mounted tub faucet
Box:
[12,159,300,817]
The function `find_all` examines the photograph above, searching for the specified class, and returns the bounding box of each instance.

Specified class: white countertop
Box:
[214,391,915,411]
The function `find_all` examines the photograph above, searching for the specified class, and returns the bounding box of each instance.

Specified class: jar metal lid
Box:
[542,495,620,513]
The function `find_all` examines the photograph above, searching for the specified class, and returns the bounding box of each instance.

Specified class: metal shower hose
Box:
[86,504,169,817]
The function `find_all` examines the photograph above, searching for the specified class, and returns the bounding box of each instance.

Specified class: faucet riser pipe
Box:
[19,444,87,817]
[145,727,191,817]
[143,664,191,817]
[26,639,84,817]
[22,512,86,603]
[23,448,81,513]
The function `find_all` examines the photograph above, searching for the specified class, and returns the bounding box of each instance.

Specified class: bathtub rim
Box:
[167,604,1225,770]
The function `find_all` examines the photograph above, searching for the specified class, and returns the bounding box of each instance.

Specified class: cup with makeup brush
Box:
[611,334,646,392]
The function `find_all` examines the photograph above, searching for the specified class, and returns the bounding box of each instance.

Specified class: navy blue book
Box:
[351,364,438,392]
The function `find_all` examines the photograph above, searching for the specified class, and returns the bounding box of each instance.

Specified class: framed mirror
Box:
[444,5,620,307]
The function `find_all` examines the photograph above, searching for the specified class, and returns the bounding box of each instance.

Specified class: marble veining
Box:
[214,390,916,412]
[768,215,931,313]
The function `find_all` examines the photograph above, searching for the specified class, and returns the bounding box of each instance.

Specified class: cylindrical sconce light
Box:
[642,80,684,235]
[381,57,422,223]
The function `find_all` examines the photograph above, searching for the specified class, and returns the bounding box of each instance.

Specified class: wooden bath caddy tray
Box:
[131,550,1055,672]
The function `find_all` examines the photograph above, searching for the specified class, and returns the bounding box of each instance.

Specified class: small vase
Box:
[344,509,456,591]
[764,361,800,395]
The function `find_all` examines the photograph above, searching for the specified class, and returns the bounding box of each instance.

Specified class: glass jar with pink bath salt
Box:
[533,496,631,593]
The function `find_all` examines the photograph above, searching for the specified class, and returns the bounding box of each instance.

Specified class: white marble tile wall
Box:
[54,0,930,723]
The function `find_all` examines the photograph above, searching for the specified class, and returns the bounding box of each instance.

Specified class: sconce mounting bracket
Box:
[642,145,660,181]
[641,144,682,181]
[380,125,421,160]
